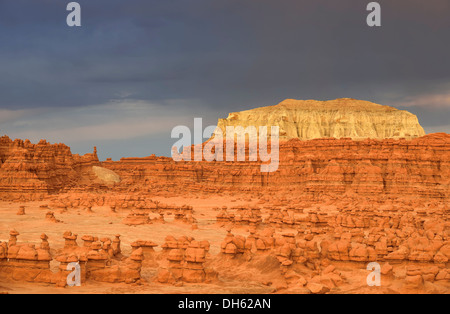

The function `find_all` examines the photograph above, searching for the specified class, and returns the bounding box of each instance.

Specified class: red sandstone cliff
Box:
[102,133,450,201]
[0,136,100,200]
[0,133,448,202]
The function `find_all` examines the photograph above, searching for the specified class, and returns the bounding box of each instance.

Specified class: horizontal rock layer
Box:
[0,132,448,202]
[102,133,450,201]
[0,136,100,199]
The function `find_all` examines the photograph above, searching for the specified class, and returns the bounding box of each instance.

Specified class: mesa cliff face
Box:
[216,98,426,140]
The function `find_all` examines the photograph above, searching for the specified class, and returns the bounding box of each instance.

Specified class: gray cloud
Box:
[0,0,449,158]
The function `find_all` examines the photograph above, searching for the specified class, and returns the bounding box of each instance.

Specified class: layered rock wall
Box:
[102,133,450,201]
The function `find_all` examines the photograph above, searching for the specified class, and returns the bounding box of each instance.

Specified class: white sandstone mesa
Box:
[216,98,425,140]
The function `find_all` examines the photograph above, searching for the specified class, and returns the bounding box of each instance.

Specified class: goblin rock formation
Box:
[215,98,425,140]
[0,136,101,200]
[0,231,145,287]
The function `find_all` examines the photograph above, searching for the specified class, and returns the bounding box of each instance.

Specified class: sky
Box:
[0,0,449,160]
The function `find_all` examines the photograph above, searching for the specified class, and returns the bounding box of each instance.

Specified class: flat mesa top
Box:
[250,98,398,113]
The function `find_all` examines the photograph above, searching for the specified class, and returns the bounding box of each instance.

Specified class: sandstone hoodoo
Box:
[215,98,425,141]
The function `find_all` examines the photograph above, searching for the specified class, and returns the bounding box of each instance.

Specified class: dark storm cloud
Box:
[0,0,449,158]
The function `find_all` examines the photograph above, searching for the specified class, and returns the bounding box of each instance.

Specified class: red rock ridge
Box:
[0,133,448,203]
